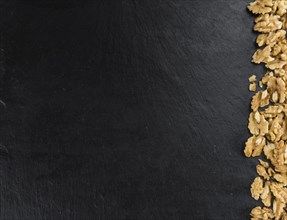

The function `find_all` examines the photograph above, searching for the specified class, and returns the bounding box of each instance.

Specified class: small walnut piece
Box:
[254,14,283,33]
[259,159,270,168]
[276,0,287,16]
[250,206,274,219]
[248,0,273,15]
[257,164,270,180]
[250,83,257,91]
[249,75,257,82]
[248,112,269,136]
[273,199,285,219]
[244,135,266,157]
[264,105,284,115]
[253,45,275,63]
[251,177,264,200]
[270,182,287,203]
[251,90,270,111]
[267,114,285,142]
[257,30,286,46]
[273,140,287,166]
[264,143,275,160]
[261,181,272,207]
[273,173,287,185]
[267,167,276,177]
[267,76,286,103]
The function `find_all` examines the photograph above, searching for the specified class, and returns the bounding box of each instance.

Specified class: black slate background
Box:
[0,0,266,219]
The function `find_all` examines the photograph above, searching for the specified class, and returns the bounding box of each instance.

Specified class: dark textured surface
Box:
[0,0,262,219]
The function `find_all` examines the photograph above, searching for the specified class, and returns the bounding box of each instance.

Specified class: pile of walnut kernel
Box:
[245,0,287,219]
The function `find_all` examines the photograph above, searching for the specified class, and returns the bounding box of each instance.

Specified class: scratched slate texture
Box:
[0,0,263,219]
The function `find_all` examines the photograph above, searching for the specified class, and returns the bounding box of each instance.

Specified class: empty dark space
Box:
[0,0,261,219]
